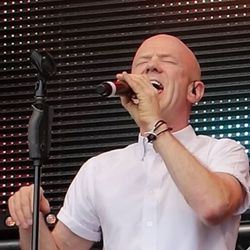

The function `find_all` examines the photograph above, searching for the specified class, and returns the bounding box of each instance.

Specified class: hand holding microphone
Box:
[96,73,163,133]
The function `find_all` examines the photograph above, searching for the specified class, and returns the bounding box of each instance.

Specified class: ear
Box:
[187,80,205,104]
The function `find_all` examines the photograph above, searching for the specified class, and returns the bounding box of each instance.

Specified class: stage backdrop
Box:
[0,0,250,249]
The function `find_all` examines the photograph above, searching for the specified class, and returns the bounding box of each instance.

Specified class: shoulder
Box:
[196,134,246,153]
[191,133,248,170]
[196,135,249,173]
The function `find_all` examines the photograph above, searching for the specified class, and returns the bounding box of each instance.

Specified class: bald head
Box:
[132,34,201,81]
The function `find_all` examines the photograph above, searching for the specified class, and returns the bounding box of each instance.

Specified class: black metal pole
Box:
[28,98,47,250]
[28,91,51,250]
[31,161,42,250]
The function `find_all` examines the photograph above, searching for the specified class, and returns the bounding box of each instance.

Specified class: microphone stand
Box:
[28,50,56,250]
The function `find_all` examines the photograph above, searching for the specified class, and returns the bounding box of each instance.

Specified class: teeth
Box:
[150,80,163,90]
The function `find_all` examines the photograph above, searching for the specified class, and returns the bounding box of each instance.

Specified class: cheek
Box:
[164,65,186,78]
[131,66,143,74]
[132,62,150,74]
[158,89,173,109]
[159,82,185,108]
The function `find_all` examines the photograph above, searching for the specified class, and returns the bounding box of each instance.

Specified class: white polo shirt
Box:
[57,125,250,250]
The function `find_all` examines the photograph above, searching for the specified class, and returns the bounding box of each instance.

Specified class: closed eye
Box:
[161,59,177,65]
[160,55,178,64]
[135,61,148,67]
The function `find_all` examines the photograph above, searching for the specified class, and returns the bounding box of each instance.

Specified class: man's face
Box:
[131,35,199,120]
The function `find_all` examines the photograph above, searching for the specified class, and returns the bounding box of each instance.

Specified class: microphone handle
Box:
[113,80,133,96]
[96,81,134,97]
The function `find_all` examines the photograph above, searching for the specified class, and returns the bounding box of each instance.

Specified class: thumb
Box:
[120,95,130,107]
[40,191,51,215]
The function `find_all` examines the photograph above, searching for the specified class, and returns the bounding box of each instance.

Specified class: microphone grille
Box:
[96,82,112,96]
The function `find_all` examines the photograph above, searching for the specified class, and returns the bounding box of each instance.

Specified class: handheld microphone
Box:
[96,80,133,97]
[96,80,163,97]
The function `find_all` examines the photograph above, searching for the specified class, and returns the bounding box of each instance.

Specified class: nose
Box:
[145,55,162,73]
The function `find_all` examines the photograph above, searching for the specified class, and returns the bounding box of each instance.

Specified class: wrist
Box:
[142,118,162,132]
[143,120,172,142]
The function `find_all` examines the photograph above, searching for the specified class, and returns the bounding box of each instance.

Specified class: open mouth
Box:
[150,80,164,93]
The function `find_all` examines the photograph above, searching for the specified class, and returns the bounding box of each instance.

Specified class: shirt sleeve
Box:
[57,159,101,241]
[208,138,250,215]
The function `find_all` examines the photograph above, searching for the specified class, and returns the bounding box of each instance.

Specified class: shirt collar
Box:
[137,125,197,160]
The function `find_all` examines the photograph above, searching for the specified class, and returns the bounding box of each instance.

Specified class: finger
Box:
[116,73,124,80]
[39,186,50,214]
[9,191,31,228]
[40,192,51,215]
[121,73,151,95]
[120,95,131,107]
[19,186,33,227]
[29,184,34,213]
[29,184,43,213]
[116,71,129,80]
[8,195,20,226]
[15,187,32,228]
[120,95,138,112]
[29,184,44,213]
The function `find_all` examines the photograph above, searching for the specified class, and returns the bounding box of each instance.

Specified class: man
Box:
[8,34,250,250]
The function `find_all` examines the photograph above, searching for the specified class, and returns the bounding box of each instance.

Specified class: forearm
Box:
[19,214,58,250]
[153,131,243,224]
